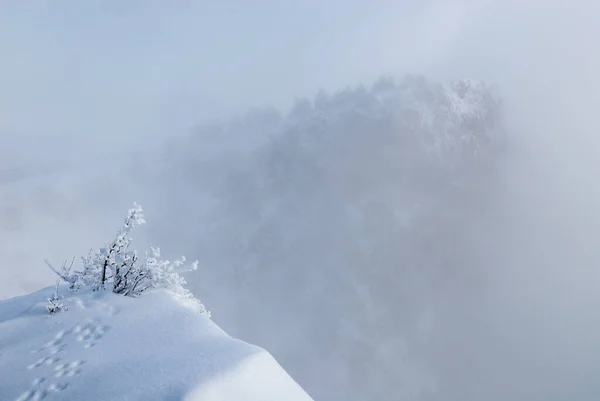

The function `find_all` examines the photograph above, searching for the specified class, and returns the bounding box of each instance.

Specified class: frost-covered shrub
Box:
[47,203,208,315]
[46,278,67,314]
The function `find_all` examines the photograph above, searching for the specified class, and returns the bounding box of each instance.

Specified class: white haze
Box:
[2,1,600,400]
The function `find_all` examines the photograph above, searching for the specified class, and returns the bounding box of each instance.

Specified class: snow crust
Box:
[0,287,313,401]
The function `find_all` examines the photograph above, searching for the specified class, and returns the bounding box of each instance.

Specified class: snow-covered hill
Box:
[0,287,313,401]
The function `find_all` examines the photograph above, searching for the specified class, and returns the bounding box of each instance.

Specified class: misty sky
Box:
[1,1,490,149]
[3,1,599,151]
[3,0,600,333]
[3,2,600,400]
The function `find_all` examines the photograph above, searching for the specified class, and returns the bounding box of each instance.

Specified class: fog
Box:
[2,1,600,400]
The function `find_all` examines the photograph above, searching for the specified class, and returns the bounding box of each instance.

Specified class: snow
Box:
[0,286,313,401]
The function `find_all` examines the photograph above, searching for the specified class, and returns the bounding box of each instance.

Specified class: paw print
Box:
[13,377,68,401]
[54,360,84,378]
[14,388,47,401]
[30,338,66,356]
[27,356,60,370]
[73,320,109,348]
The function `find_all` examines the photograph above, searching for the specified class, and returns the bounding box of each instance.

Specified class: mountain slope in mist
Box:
[149,75,505,401]
[0,287,313,401]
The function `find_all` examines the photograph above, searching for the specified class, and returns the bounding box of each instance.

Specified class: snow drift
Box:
[0,203,312,400]
[0,287,313,401]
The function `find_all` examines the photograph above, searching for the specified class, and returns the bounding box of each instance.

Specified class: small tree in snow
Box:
[44,258,74,314]
[46,278,66,314]
[47,203,208,315]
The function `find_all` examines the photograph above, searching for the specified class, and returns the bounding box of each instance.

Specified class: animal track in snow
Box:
[13,376,68,401]
[14,388,47,401]
[98,302,120,317]
[14,378,68,401]
[27,356,60,370]
[46,383,68,392]
[54,360,84,378]
[74,320,110,348]
[30,338,66,356]
[19,304,115,400]
[54,329,72,340]
[74,298,120,317]
[21,327,91,400]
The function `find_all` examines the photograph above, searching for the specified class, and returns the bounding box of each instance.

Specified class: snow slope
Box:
[0,287,313,401]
